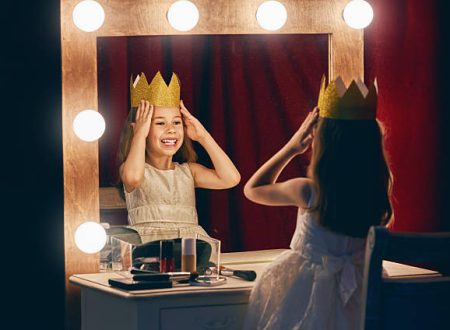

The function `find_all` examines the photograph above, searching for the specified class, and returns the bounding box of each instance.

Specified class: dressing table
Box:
[70,249,440,330]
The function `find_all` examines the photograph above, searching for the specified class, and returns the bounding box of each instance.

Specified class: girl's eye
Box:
[155,122,165,125]
[174,121,182,125]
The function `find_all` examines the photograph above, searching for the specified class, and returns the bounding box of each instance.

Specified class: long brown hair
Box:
[309,118,393,237]
[117,107,197,173]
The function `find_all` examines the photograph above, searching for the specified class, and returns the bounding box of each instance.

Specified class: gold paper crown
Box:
[130,71,181,108]
[318,75,378,120]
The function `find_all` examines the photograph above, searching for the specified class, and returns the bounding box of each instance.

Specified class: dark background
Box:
[3,0,64,328]
[2,0,448,328]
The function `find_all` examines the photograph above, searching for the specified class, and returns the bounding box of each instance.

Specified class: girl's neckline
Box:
[145,162,178,172]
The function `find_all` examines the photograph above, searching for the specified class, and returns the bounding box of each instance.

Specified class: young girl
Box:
[243,77,393,330]
[118,71,240,244]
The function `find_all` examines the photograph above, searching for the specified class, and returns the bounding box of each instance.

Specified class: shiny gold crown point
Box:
[130,71,180,108]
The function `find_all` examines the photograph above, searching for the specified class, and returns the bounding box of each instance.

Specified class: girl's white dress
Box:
[244,207,366,330]
[124,162,209,244]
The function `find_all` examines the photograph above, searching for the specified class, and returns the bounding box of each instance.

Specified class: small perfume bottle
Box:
[181,238,196,272]
[160,240,174,273]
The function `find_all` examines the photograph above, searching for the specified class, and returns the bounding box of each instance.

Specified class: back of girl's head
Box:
[309,117,393,237]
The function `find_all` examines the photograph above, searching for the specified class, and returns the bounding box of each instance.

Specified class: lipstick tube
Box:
[160,240,174,273]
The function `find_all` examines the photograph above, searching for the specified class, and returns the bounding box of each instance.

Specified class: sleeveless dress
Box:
[124,162,210,244]
[244,207,367,330]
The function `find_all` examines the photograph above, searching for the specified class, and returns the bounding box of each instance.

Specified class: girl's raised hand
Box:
[131,100,153,138]
[180,100,208,142]
[289,107,319,154]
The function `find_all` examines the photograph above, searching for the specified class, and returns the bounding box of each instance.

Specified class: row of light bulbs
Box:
[72,0,374,254]
[73,0,374,33]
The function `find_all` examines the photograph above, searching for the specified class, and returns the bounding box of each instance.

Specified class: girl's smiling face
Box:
[146,106,184,158]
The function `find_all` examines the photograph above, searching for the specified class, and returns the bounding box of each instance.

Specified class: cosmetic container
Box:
[160,240,175,273]
[181,238,196,272]
[99,223,111,272]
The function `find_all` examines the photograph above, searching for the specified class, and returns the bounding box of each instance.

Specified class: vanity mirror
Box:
[96,33,328,249]
[62,0,363,322]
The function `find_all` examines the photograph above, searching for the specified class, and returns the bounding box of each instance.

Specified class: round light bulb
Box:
[72,110,106,142]
[256,1,288,31]
[72,0,105,32]
[167,1,199,32]
[74,221,107,254]
[343,0,374,29]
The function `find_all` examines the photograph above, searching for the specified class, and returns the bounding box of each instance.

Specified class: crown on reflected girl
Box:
[318,75,378,120]
[130,71,181,108]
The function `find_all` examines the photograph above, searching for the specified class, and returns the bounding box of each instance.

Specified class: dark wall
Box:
[2,1,64,329]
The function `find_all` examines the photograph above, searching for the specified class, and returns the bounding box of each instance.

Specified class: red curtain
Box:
[98,0,447,251]
[365,0,442,232]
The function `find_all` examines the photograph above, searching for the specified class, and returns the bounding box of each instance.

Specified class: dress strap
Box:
[307,186,315,208]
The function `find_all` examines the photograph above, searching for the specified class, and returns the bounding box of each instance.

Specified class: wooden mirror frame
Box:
[61,0,363,317]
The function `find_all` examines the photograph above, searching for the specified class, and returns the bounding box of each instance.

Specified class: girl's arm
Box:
[243,108,319,208]
[181,100,241,189]
[120,100,153,193]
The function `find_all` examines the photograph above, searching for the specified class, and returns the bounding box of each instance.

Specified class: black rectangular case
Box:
[108,278,172,290]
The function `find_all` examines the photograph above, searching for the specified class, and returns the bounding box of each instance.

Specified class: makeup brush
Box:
[219,266,257,281]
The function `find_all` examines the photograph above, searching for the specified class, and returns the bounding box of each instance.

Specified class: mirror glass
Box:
[97,34,328,252]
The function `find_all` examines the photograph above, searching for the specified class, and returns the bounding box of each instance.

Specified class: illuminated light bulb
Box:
[256,1,288,31]
[74,221,107,254]
[167,1,199,32]
[343,0,374,29]
[72,110,106,142]
[72,0,105,32]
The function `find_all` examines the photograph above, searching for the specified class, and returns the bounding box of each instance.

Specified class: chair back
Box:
[361,226,450,330]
